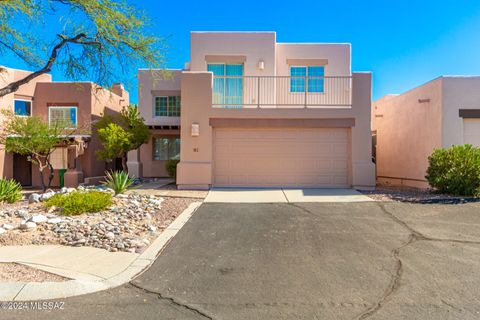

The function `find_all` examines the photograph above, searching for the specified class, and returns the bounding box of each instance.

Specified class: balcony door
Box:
[208,63,243,108]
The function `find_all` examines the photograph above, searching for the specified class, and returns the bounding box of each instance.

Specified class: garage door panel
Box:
[213,128,350,187]
[464,119,480,146]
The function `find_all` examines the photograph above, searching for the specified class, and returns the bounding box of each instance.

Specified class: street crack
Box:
[129,282,213,320]
[355,202,480,320]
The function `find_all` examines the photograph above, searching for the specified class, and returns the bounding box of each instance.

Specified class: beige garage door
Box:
[464,119,480,146]
[213,128,350,187]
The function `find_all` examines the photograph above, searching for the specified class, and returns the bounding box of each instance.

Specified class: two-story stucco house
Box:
[133,31,375,189]
[373,76,480,189]
[0,66,129,188]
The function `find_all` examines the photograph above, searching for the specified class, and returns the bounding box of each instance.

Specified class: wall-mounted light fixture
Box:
[257,60,265,70]
[191,123,200,137]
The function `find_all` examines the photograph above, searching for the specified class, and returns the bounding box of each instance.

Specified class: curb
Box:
[0,202,203,301]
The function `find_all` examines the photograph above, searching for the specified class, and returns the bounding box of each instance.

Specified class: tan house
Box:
[373,76,480,188]
[0,67,129,188]
[132,31,375,189]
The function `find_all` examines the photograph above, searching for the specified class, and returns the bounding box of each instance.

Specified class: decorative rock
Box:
[19,221,37,230]
[147,225,157,232]
[105,232,115,240]
[30,214,48,224]
[39,191,55,202]
[1,224,14,230]
[47,218,62,224]
[0,227,6,235]
[28,193,41,203]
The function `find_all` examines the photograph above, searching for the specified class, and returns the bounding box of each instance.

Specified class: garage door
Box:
[464,119,480,146]
[213,128,350,187]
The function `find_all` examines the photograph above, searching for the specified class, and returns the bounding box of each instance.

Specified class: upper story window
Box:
[290,66,325,93]
[154,96,181,117]
[208,63,243,108]
[48,106,77,128]
[14,99,32,116]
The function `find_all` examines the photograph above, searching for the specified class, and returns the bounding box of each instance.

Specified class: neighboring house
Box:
[373,76,480,189]
[0,66,129,188]
[133,31,375,189]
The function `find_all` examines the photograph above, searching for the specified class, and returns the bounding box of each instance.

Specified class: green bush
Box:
[426,145,480,196]
[0,179,22,203]
[102,171,134,195]
[165,157,180,179]
[45,191,112,215]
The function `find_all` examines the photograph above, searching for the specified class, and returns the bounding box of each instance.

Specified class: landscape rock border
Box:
[0,202,202,301]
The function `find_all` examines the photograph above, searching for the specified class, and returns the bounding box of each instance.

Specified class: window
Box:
[208,63,243,108]
[154,96,181,117]
[49,107,77,128]
[14,100,32,116]
[290,66,324,93]
[153,137,180,160]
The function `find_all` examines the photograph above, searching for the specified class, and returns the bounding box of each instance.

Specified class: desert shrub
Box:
[426,145,480,196]
[0,179,22,203]
[45,191,112,215]
[165,157,180,179]
[102,171,134,195]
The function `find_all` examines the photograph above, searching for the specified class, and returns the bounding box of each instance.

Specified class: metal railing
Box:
[211,75,352,108]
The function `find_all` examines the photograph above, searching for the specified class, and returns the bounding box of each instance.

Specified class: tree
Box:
[0,111,74,191]
[0,0,164,97]
[95,105,150,171]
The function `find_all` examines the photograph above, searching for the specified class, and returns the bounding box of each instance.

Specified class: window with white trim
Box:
[154,96,181,117]
[48,106,77,128]
[289,66,325,93]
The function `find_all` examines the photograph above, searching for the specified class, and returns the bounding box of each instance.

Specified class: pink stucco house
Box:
[373,76,480,189]
[131,31,375,189]
[0,66,129,188]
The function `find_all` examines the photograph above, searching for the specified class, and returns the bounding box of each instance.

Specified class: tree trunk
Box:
[121,154,128,172]
[47,161,54,189]
[38,169,47,192]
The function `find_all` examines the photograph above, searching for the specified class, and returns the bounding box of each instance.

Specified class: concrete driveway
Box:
[205,188,373,203]
[3,202,480,320]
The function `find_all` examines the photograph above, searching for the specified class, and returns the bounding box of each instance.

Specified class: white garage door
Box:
[464,119,480,146]
[213,128,350,187]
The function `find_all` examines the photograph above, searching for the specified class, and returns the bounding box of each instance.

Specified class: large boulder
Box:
[28,193,41,204]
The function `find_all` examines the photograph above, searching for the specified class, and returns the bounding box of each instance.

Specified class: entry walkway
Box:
[204,188,374,203]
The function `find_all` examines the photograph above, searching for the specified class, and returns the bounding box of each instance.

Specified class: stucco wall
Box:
[372,78,443,188]
[177,71,375,189]
[138,69,181,127]
[441,77,480,148]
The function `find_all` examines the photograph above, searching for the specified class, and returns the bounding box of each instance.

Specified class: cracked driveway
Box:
[3,202,480,319]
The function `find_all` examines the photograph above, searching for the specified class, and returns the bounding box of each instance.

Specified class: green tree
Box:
[0,0,165,97]
[95,105,150,171]
[0,111,74,191]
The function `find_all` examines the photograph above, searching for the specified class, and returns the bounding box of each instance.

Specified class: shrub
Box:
[165,157,180,179]
[0,179,22,203]
[102,171,134,195]
[426,144,480,196]
[45,191,112,215]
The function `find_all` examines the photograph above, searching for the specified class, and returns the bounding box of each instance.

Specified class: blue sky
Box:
[4,0,480,103]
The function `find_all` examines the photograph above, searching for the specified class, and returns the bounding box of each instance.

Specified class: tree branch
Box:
[0,33,90,97]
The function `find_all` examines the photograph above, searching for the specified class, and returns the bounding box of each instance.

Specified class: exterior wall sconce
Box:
[191,123,200,137]
[257,60,265,70]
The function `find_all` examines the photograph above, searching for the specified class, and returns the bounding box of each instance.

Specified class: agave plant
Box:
[0,179,23,203]
[102,171,134,195]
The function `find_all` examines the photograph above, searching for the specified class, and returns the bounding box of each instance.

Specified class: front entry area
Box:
[213,127,350,187]
[13,153,32,186]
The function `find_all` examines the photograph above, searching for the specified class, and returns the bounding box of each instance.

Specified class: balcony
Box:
[211,75,352,108]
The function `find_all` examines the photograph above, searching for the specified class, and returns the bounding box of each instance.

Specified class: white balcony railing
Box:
[212,76,352,108]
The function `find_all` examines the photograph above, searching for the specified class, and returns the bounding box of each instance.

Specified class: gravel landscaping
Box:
[0,263,67,282]
[361,185,480,203]
[0,186,199,253]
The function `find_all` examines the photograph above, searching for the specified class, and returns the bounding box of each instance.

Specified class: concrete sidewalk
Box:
[0,202,202,301]
[205,188,373,203]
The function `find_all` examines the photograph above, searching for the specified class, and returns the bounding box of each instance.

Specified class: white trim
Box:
[13,98,32,117]
[48,106,78,128]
